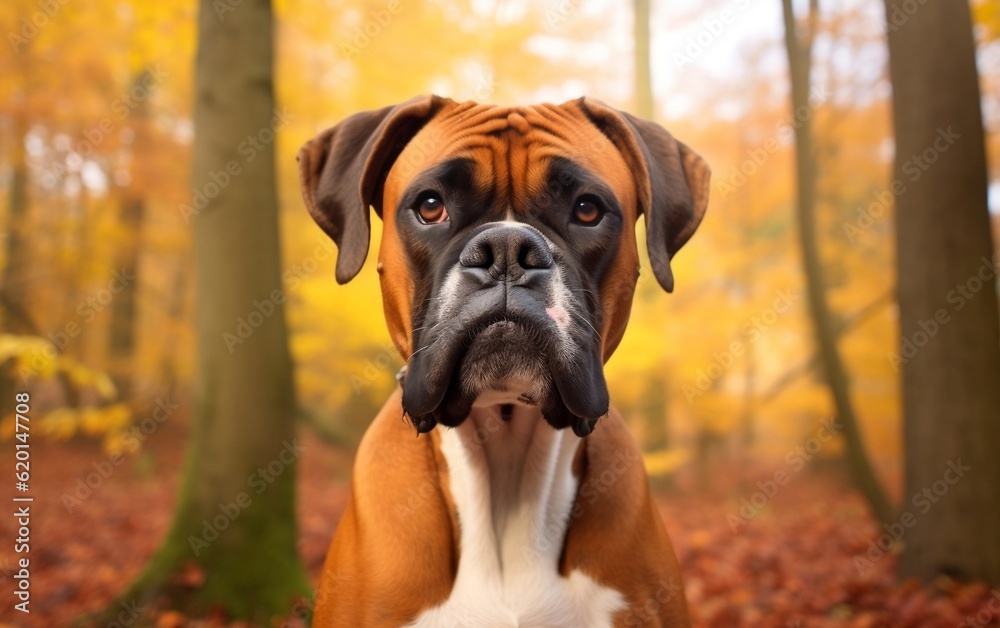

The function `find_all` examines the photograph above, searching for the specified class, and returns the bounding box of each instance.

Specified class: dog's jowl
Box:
[298,96,709,627]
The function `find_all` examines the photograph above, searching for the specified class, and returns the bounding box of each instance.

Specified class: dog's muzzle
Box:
[400,222,609,438]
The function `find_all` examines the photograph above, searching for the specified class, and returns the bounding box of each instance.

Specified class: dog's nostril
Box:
[460,241,494,268]
[518,242,552,270]
[460,226,553,276]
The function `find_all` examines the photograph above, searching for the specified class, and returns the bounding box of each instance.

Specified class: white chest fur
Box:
[408,403,625,628]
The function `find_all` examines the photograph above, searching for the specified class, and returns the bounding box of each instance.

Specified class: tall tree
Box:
[781,0,895,525]
[0,101,37,419]
[106,72,151,402]
[633,0,654,120]
[885,0,1000,585]
[0,113,35,336]
[109,0,309,620]
[632,0,671,454]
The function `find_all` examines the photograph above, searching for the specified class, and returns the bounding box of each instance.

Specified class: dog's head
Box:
[298,96,709,436]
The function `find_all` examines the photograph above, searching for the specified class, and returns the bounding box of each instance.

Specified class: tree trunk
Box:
[106,73,152,402]
[106,194,142,400]
[159,258,189,400]
[885,0,1000,585]
[0,117,36,336]
[633,0,669,455]
[781,0,895,526]
[739,133,757,450]
[633,0,654,120]
[109,0,309,620]
[0,118,36,419]
[642,375,669,452]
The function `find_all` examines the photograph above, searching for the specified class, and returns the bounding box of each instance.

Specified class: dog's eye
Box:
[572,197,603,225]
[415,195,448,224]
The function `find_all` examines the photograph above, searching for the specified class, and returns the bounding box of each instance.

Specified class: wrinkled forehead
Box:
[383,102,637,215]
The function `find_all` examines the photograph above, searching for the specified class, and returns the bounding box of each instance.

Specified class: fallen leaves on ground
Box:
[1,425,997,627]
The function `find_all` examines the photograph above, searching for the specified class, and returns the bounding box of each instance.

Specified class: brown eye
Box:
[573,198,602,225]
[415,196,448,224]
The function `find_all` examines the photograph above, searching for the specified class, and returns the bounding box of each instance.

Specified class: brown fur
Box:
[313,394,690,626]
[314,390,457,625]
[562,408,691,627]
[304,96,709,626]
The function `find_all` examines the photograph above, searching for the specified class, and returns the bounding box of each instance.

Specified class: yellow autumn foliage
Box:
[2,0,996,479]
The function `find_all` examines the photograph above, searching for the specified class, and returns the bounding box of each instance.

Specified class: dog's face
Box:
[298,96,709,436]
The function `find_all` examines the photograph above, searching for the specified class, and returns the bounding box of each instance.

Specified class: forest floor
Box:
[1,419,998,628]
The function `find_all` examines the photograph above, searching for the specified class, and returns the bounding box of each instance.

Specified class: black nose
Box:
[459,225,553,281]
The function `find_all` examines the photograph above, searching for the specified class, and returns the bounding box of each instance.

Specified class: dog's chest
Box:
[408,408,625,628]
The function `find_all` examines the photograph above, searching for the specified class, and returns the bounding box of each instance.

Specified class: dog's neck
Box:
[439,400,581,569]
[413,400,628,626]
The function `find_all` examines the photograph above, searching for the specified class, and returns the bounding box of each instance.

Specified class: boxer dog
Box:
[298,95,709,627]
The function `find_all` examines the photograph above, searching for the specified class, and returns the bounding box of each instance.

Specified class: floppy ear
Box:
[297,95,448,284]
[577,98,710,293]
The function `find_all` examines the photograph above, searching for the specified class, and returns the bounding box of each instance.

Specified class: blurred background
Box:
[1,0,999,626]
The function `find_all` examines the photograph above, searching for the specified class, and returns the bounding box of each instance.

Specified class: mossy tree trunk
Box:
[108,0,310,622]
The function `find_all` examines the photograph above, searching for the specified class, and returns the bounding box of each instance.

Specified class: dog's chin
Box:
[458,321,552,406]
[402,320,610,437]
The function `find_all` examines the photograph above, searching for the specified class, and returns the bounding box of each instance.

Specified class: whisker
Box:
[409,342,434,359]
[570,310,603,341]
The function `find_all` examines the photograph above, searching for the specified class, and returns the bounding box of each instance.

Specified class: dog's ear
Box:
[577,98,710,293]
[297,95,447,284]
